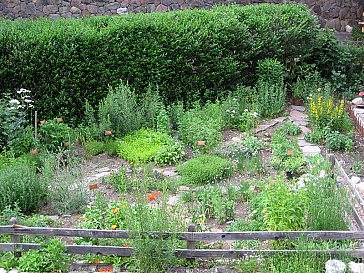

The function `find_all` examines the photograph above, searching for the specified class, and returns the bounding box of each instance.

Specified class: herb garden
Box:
[0,3,364,273]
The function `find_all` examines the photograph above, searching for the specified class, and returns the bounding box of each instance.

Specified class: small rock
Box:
[178,186,190,191]
[348,261,364,273]
[351,176,361,184]
[352,97,364,105]
[211,265,235,273]
[231,137,241,143]
[299,126,312,134]
[290,109,309,120]
[94,172,111,179]
[325,259,346,273]
[291,105,306,112]
[8,269,19,273]
[117,7,128,14]
[167,195,179,206]
[356,183,364,194]
[97,167,110,173]
[62,214,72,218]
[0,268,6,273]
[345,25,353,33]
[163,170,179,177]
[48,215,60,221]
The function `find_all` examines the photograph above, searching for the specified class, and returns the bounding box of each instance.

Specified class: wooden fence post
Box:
[187,224,196,263]
[328,154,335,179]
[10,217,21,257]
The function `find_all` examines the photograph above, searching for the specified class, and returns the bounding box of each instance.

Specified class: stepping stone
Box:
[351,176,361,184]
[162,170,179,178]
[290,109,309,120]
[48,215,60,221]
[299,126,312,134]
[325,260,346,273]
[94,172,111,179]
[298,139,314,147]
[291,105,306,112]
[301,145,321,157]
[255,122,277,133]
[231,137,242,143]
[291,119,307,126]
[273,116,286,123]
[349,261,364,273]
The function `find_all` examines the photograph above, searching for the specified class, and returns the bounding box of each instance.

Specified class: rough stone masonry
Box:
[0,0,363,31]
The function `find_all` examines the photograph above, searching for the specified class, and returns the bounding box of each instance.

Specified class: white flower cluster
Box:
[8,88,34,110]
[243,109,258,118]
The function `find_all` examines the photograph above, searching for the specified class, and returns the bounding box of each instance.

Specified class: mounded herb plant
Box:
[176,155,234,185]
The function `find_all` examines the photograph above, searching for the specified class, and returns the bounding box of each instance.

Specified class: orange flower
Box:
[56,117,63,123]
[151,191,161,198]
[287,150,294,156]
[112,208,120,214]
[147,194,155,201]
[121,197,125,201]
[104,130,112,136]
[40,120,46,125]
[98,267,112,272]
[111,225,117,230]
[93,258,100,264]
[63,142,70,147]
[29,149,38,155]
[123,243,130,247]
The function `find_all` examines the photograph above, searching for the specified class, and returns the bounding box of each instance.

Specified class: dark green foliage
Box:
[0,4,322,124]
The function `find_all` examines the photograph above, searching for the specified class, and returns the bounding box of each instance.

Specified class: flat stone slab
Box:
[301,145,321,157]
[168,195,180,206]
[97,167,110,173]
[291,119,307,126]
[273,116,286,123]
[291,105,306,112]
[255,122,278,133]
[290,109,309,120]
[299,126,312,134]
[298,139,314,147]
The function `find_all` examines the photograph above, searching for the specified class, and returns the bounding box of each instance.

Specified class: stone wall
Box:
[0,0,363,31]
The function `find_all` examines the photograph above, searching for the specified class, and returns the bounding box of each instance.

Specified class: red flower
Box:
[359,92,364,97]
[123,243,130,247]
[147,194,155,201]
[287,150,294,156]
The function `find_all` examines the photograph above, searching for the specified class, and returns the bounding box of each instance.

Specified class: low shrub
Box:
[277,120,302,136]
[177,102,224,152]
[325,131,353,151]
[0,162,46,213]
[84,141,105,157]
[118,129,177,163]
[176,155,233,185]
[154,141,185,166]
[38,118,74,152]
[104,140,119,156]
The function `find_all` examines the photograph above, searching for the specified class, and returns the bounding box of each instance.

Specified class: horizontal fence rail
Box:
[1,224,364,258]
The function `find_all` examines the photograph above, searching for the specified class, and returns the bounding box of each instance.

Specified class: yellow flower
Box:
[84,217,88,221]
[339,100,345,116]
[112,208,120,214]
[121,205,126,209]
[111,225,117,230]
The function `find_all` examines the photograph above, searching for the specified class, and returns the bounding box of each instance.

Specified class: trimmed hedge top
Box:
[0,4,321,123]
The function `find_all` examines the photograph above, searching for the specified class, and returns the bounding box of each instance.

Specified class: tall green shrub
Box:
[0,4,322,123]
[98,82,142,137]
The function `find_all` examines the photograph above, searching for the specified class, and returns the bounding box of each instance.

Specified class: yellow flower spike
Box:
[84,217,88,221]
[339,100,344,116]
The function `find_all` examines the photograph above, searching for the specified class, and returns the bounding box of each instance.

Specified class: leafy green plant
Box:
[156,108,170,134]
[104,140,120,156]
[154,141,185,166]
[190,186,236,225]
[38,118,74,152]
[176,155,233,185]
[277,120,302,136]
[239,109,260,132]
[118,129,175,163]
[98,82,142,137]
[325,131,353,151]
[352,161,364,175]
[259,176,307,231]
[255,81,286,118]
[237,155,265,175]
[18,239,72,273]
[291,69,323,102]
[140,86,165,130]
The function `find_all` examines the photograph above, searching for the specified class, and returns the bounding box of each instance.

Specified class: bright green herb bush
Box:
[277,120,302,136]
[118,128,180,163]
[0,4,322,123]
[177,102,224,152]
[325,131,354,151]
[176,155,233,185]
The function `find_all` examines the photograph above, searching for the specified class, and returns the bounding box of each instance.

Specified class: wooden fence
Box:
[0,156,364,259]
[2,222,364,258]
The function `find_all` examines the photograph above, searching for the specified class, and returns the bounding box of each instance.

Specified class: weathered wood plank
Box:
[352,207,364,231]
[335,158,364,213]
[175,249,364,258]
[0,243,133,256]
[2,226,364,241]
[0,243,362,259]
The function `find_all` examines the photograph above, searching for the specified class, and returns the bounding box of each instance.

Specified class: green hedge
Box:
[0,4,321,123]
